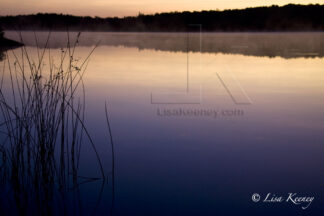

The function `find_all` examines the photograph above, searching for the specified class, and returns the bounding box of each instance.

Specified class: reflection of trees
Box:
[0,51,4,61]
[7,32,324,59]
[0,29,23,61]
[0,29,4,61]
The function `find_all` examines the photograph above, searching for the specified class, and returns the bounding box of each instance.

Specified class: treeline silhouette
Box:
[0,4,324,31]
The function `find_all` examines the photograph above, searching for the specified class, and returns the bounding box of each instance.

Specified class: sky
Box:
[0,0,323,17]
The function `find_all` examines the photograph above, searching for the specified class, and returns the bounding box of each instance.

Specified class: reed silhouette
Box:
[0,32,115,215]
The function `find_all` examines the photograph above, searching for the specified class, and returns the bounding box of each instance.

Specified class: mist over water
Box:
[4,31,324,58]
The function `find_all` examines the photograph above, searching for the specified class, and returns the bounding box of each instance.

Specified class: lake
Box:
[1,32,324,215]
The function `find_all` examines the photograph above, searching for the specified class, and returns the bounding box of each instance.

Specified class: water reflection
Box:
[4,31,324,58]
[0,51,4,61]
[0,32,324,215]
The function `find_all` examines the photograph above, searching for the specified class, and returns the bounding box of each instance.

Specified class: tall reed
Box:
[0,32,109,215]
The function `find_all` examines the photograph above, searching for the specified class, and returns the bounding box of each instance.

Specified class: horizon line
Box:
[0,3,323,19]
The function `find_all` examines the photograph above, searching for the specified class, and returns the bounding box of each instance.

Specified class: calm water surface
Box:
[1,32,324,215]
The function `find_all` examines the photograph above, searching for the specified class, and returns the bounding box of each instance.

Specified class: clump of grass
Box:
[0,32,107,215]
